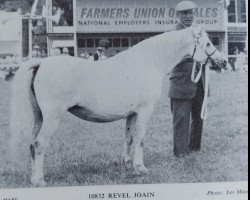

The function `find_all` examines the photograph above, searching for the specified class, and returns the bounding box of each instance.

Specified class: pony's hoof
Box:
[123,156,131,163]
[133,164,149,176]
[123,157,132,168]
[31,177,47,187]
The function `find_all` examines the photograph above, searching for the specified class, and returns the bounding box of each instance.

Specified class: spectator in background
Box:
[62,48,69,55]
[80,52,90,60]
[33,45,40,58]
[100,51,107,60]
[88,54,94,61]
[32,49,38,58]
[80,53,86,59]
[41,50,46,58]
[235,48,248,72]
[33,52,37,58]
[85,52,90,60]
[51,48,61,56]
[37,50,43,58]
[94,47,104,61]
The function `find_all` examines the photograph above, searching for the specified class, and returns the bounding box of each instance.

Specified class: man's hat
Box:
[63,48,69,54]
[97,47,104,51]
[176,1,196,12]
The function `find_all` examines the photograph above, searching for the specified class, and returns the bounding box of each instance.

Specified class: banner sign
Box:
[76,0,226,33]
[47,33,74,37]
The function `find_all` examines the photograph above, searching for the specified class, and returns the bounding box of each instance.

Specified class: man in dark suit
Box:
[169,1,207,157]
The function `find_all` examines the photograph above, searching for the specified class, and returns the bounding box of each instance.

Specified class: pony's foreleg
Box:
[123,114,137,164]
[30,112,60,187]
[133,105,154,175]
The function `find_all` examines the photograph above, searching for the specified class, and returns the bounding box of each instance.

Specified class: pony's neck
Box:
[143,28,192,74]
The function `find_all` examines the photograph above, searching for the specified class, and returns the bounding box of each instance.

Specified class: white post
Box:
[28,19,33,58]
[31,0,39,16]
[235,0,239,23]
[73,0,78,57]
[246,0,248,52]
[20,16,23,60]
[28,0,39,59]
[224,0,229,63]
[46,0,53,56]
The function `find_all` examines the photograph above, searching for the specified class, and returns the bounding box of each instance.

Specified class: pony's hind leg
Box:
[30,110,60,187]
[31,95,44,139]
[133,105,154,176]
[30,109,43,180]
[123,114,137,164]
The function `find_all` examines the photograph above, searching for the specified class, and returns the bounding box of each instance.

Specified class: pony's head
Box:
[188,25,227,69]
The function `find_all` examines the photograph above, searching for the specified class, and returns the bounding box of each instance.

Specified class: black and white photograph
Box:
[0,0,248,199]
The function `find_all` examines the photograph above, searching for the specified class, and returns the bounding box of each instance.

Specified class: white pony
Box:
[10,25,226,187]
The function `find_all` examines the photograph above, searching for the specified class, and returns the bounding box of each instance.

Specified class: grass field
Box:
[0,71,248,188]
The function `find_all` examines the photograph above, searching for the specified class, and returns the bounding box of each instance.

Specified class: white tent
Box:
[0,11,23,57]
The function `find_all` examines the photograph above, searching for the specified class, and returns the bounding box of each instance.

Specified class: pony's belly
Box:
[68,106,135,123]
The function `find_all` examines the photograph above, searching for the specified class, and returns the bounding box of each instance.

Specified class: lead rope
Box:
[191,61,209,120]
[191,61,203,83]
[201,63,210,120]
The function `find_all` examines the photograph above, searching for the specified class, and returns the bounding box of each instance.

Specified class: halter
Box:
[191,35,218,65]
[190,34,218,120]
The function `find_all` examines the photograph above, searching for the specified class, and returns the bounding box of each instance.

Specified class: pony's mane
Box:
[116,27,192,68]
[144,27,192,62]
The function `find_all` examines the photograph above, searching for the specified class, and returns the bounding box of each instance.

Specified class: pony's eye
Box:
[207,42,211,47]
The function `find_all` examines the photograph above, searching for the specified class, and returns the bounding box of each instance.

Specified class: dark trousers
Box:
[170,81,204,157]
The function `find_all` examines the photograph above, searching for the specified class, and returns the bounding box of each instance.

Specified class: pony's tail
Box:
[9,59,41,171]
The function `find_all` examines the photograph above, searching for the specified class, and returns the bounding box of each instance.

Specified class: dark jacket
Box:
[94,52,100,61]
[168,23,207,99]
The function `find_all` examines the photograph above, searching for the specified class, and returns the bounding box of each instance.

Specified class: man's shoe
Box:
[189,145,201,152]
[174,150,191,158]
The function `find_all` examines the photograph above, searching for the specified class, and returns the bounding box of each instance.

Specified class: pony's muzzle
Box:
[211,51,227,65]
